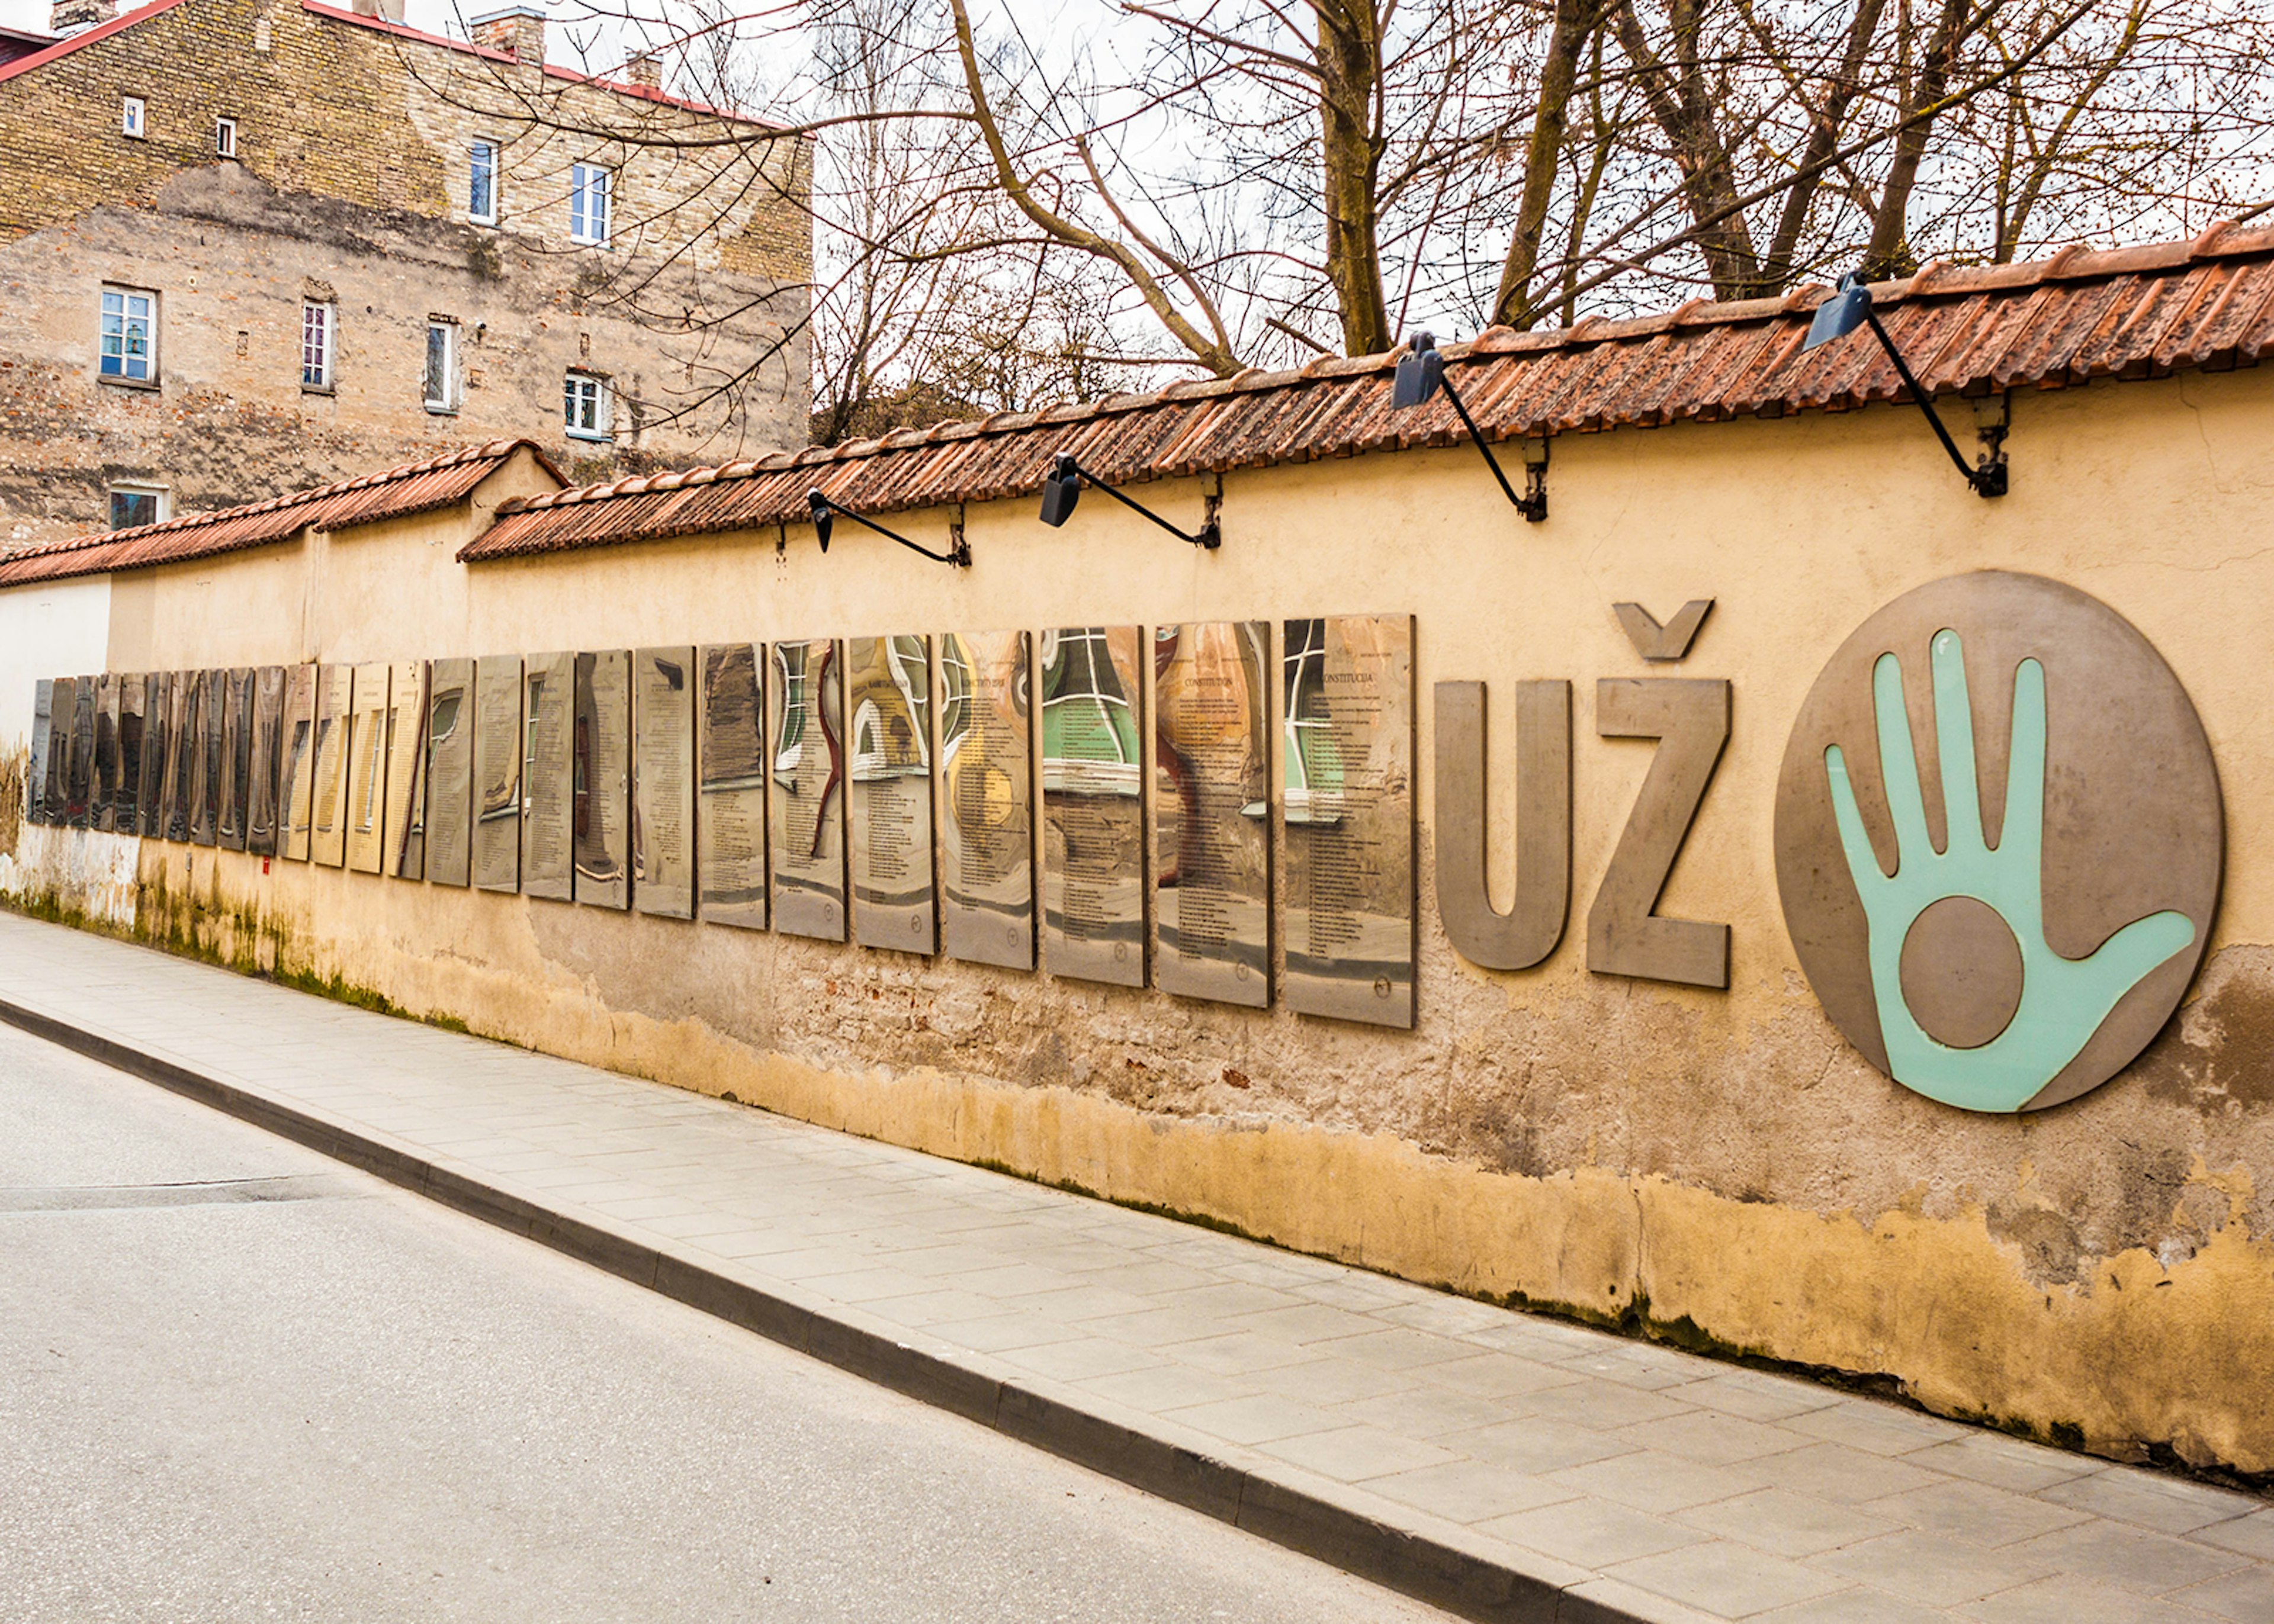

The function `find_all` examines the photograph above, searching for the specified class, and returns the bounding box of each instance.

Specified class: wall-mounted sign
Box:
[1153,620,1270,1007]
[1776,572,2222,1112]
[1041,626,1146,986]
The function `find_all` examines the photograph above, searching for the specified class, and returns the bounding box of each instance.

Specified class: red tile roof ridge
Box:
[460,227,2274,549]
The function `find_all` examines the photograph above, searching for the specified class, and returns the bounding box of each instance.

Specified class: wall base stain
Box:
[1,824,2269,1493]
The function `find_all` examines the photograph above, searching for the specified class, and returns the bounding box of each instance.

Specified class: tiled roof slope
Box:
[465,223,2274,564]
[0,440,560,587]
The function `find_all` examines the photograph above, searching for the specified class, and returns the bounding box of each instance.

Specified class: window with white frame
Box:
[563,371,609,439]
[107,484,168,530]
[214,117,237,158]
[98,287,156,383]
[468,139,498,224]
[423,320,458,411]
[301,303,335,390]
[120,96,146,138]
[568,162,611,245]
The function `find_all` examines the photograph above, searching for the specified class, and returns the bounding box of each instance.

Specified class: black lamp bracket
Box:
[809,489,971,567]
[1408,345,1549,523]
[1054,453,1220,549]
[1858,305,2008,499]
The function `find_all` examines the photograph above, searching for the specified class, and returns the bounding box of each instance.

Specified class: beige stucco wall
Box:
[12,369,2274,1478]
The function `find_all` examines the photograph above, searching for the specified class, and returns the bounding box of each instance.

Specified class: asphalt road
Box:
[0,1023,1447,1623]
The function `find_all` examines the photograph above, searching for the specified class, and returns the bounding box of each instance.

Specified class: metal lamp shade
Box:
[1805,281,1874,350]
[807,491,833,552]
[1392,345,1443,409]
[1039,460,1081,527]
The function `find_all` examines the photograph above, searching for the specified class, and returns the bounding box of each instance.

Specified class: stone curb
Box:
[0,991,1663,1624]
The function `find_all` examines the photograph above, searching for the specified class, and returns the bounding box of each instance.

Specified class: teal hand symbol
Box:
[1823,629,2195,1112]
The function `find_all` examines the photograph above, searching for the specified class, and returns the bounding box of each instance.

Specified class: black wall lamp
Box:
[1804,272,2007,498]
[1039,452,1220,549]
[1392,331,1549,522]
[808,488,971,567]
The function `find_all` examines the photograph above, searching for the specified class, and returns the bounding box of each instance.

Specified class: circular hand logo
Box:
[1775,573,2222,1112]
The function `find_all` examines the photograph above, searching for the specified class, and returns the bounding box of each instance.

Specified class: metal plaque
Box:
[278,666,317,861]
[383,660,428,880]
[472,655,523,893]
[219,667,253,853]
[696,643,767,930]
[767,639,846,940]
[939,631,1034,969]
[246,667,285,858]
[309,665,349,867]
[139,673,171,839]
[521,652,575,902]
[27,679,52,826]
[69,676,96,830]
[115,674,146,837]
[424,658,475,888]
[190,671,221,845]
[632,647,696,920]
[847,634,936,953]
[1152,623,1271,1006]
[43,677,72,828]
[1281,616,1416,1027]
[163,673,195,844]
[1040,626,1146,986]
[573,650,631,909]
[92,673,121,832]
[344,663,390,874]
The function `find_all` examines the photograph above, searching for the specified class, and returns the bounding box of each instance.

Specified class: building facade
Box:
[5,229,2273,1481]
[0,0,810,551]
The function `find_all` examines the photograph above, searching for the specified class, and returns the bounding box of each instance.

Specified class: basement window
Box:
[98,286,157,384]
[121,95,146,139]
[563,370,610,440]
[107,484,168,530]
[214,116,237,158]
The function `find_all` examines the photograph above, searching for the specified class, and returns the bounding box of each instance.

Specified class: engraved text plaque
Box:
[1040,627,1145,986]
[696,643,767,930]
[940,631,1034,969]
[849,634,936,953]
[767,639,846,939]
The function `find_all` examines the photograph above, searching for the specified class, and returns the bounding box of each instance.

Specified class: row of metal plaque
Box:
[22,618,1415,1025]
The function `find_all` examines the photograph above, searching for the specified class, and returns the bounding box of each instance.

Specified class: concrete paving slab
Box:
[0,909,2262,1624]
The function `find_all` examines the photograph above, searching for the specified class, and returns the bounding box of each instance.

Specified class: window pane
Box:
[425,324,451,406]
[109,490,159,530]
[301,304,329,387]
[469,142,494,218]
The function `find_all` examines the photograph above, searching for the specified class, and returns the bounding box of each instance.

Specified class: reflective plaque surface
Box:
[278,666,316,861]
[28,679,52,827]
[309,665,349,867]
[472,655,522,893]
[573,650,630,910]
[69,676,96,830]
[1282,616,1416,1027]
[191,671,221,846]
[1152,622,1271,1007]
[425,659,474,887]
[940,631,1033,969]
[344,663,390,874]
[848,635,936,953]
[45,677,74,829]
[139,673,171,839]
[696,644,766,930]
[521,652,575,902]
[92,673,121,832]
[247,667,285,858]
[383,661,427,880]
[115,674,146,837]
[219,668,253,853]
[632,647,695,920]
[164,673,195,844]
[1040,627,1145,986]
[767,639,846,940]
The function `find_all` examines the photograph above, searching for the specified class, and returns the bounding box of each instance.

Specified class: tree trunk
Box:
[1314,0,1392,355]
[1495,0,1604,329]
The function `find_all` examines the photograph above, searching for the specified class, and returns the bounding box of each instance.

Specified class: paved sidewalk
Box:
[0,914,2267,1624]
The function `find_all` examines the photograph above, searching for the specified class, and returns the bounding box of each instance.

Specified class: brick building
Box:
[0,0,811,549]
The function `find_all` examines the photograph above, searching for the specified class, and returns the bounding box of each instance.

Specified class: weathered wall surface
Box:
[0,0,810,547]
[10,364,2274,1478]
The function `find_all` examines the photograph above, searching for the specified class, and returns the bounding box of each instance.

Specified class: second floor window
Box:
[569,162,610,245]
[121,96,146,138]
[108,485,167,530]
[424,321,458,411]
[563,371,609,440]
[301,303,334,390]
[468,139,497,224]
[99,288,156,382]
[214,117,237,158]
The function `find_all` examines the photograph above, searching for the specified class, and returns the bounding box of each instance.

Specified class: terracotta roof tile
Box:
[0,440,558,587]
